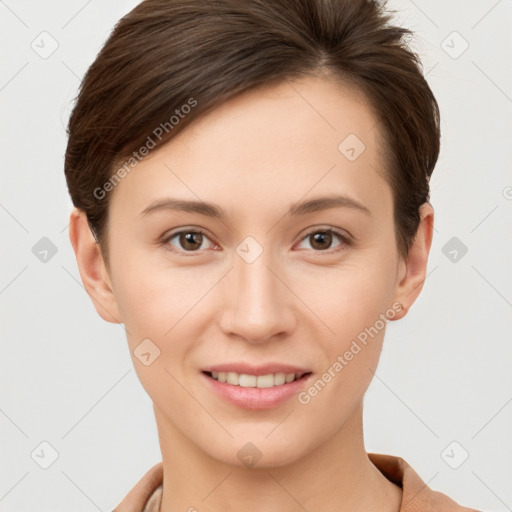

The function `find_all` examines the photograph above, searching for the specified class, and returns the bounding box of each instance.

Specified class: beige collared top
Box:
[112,452,481,512]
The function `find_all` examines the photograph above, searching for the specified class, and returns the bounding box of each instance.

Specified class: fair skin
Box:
[69,74,433,512]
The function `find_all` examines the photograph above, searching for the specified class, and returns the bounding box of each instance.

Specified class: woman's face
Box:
[90,74,427,467]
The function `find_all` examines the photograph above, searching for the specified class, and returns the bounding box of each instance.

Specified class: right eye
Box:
[162,228,218,255]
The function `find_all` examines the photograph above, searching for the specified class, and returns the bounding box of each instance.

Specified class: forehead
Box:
[109,74,392,223]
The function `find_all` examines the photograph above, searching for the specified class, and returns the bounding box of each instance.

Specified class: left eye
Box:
[296,229,347,252]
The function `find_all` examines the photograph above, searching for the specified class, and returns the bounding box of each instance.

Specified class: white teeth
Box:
[208,371,306,387]
[274,373,286,385]
[227,372,239,385]
[239,374,257,387]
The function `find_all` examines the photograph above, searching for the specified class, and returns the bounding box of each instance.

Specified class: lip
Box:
[201,363,311,377]
[200,368,313,410]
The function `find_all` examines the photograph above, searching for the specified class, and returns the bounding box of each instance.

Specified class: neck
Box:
[155,401,402,512]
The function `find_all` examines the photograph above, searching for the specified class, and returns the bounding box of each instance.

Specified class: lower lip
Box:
[201,371,313,410]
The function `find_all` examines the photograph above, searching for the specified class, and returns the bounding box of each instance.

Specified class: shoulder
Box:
[368,452,481,512]
[112,462,163,512]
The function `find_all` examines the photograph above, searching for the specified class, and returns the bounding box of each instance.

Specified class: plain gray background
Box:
[1,1,511,511]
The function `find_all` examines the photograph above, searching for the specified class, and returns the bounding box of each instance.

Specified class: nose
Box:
[217,245,297,344]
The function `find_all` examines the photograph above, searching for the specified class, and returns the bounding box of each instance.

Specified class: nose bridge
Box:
[219,238,294,342]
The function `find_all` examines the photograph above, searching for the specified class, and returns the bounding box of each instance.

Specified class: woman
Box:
[65,0,480,510]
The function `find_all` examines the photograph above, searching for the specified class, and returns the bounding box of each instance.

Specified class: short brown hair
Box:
[64,0,440,263]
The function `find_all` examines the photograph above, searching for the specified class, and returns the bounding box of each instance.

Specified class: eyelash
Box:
[160,226,351,256]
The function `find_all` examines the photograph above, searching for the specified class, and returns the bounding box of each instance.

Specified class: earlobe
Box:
[390,202,434,321]
[68,208,122,324]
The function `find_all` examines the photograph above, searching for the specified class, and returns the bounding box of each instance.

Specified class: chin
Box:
[201,427,318,470]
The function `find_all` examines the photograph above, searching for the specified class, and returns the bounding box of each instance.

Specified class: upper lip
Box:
[202,363,312,377]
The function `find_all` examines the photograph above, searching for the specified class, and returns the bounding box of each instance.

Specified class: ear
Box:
[390,202,434,321]
[68,208,122,324]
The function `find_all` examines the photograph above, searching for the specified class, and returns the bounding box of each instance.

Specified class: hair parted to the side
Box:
[64,0,440,266]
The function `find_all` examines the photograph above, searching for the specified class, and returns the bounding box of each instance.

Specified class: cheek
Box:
[109,252,222,386]
[293,255,394,339]
[109,246,190,334]
[291,258,393,401]
[296,272,389,425]
[112,264,201,406]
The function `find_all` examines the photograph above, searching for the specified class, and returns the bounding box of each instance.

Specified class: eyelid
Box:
[299,224,351,241]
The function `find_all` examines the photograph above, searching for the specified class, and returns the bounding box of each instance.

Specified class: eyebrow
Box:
[139,194,371,219]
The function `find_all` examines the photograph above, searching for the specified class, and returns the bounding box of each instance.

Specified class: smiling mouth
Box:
[202,370,312,388]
